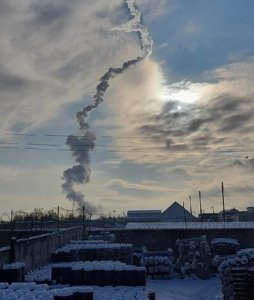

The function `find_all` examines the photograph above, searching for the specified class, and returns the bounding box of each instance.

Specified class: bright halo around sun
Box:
[159,81,207,106]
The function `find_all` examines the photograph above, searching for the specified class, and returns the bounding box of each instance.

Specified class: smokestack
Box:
[62,0,153,209]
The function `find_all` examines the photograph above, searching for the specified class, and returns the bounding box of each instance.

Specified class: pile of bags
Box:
[175,236,213,279]
[211,238,240,256]
[141,250,174,279]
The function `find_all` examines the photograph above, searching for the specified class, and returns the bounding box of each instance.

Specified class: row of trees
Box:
[0,207,85,223]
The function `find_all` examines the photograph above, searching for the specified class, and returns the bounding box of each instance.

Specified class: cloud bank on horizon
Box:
[0,0,253,214]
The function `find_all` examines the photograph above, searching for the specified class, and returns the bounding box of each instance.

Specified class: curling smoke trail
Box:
[62,0,153,211]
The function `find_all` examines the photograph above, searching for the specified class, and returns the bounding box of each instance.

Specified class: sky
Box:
[0,0,254,217]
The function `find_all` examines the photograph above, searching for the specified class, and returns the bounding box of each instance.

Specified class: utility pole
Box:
[222,182,226,222]
[199,191,202,221]
[57,206,60,231]
[183,202,187,228]
[82,205,86,239]
[211,206,215,214]
[189,196,192,215]
[10,210,14,237]
[89,213,92,232]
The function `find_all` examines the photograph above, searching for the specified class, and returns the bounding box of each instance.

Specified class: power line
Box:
[1,132,254,142]
[0,144,253,155]
[202,194,221,204]
[0,141,253,152]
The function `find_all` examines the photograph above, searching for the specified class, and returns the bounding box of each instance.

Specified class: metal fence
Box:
[0,206,92,243]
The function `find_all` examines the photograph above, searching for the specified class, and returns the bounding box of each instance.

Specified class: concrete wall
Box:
[0,247,10,268]
[0,227,82,270]
[0,230,52,248]
[91,228,254,250]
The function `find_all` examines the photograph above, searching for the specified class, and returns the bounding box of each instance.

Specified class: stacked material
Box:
[52,261,146,286]
[141,250,174,279]
[52,243,133,264]
[211,238,240,255]
[230,266,249,300]
[0,262,26,284]
[175,236,213,279]
[70,240,108,245]
[88,232,115,243]
[133,248,145,266]
[25,265,52,284]
[218,249,254,300]
[27,261,146,287]
[0,283,154,300]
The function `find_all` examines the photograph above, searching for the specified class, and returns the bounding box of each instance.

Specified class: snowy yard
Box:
[147,277,223,300]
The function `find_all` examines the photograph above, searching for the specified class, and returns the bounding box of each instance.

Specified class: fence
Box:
[0,226,83,270]
[125,221,254,230]
[0,206,92,239]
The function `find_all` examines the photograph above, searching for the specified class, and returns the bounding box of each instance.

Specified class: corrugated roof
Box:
[127,210,161,219]
[125,222,254,230]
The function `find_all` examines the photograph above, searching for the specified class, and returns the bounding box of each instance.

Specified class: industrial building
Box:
[127,202,196,222]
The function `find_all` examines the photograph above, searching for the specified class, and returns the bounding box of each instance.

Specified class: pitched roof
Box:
[160,201,196,222]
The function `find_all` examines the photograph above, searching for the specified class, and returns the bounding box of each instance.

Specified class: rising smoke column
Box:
[62,0,153,211]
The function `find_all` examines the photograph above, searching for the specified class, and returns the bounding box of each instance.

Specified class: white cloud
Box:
[105,178,173,193]
[87,56,254,212]
[0,0,140,133]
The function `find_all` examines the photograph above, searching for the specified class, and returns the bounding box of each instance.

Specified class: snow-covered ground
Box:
[147,277,223,300]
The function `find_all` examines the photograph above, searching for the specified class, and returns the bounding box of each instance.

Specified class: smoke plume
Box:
[62,0,153,211]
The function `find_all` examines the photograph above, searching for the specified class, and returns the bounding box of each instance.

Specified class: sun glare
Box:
[159,81,204,105]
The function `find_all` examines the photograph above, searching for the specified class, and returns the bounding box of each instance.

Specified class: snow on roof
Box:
[26,262,145,283]
[211,238,240,246]
[54,242,132,254]
[0,246,10,252]
[0,282,150,299]
[70,240,108,244]
[218,248,254,272]
[2,262,25,270]
[125,221,254,230]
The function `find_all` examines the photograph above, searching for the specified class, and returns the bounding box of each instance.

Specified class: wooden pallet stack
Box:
[231,266,250,300]
[218,249,254,300]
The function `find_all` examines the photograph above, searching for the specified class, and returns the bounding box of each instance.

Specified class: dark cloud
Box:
[233,185,254,194]
[137,94,254,167]
[66,133,96,165]
[55,53,92,81]
[0,0,14,16]
[32,2,72,26]
[187,118,208,132]
[220,112,253,132]
[0,72,31,91]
